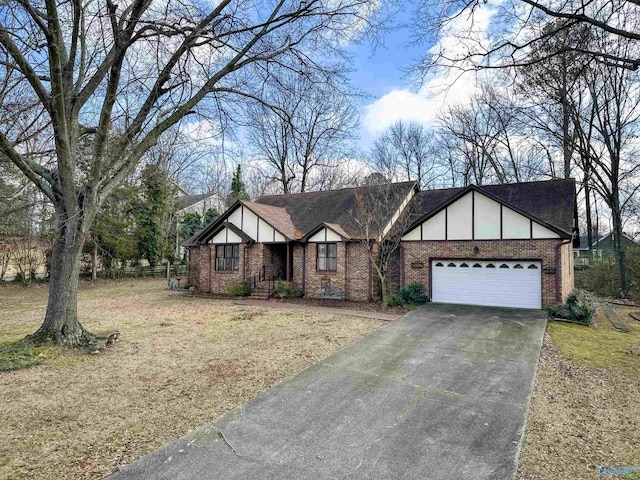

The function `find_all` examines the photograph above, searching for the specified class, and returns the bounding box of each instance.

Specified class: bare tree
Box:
[371,120,442,188]
[572,44,640,296]
[247,71,359,193]
[437,84,549,186]
[349,183,419,301]
[0,0,380,346]
[419,0,640,71]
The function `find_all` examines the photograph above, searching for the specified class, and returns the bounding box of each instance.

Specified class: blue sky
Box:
[349,2,496,152]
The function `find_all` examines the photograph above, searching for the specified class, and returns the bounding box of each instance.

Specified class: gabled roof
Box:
[409,178,577,236]
[176,193,218,210]
[208,222,254,243]
[242,201,300,240]
[576,235,603,250]
[186,181,417,245]
[301,222,352,242]
[256,181,417,238]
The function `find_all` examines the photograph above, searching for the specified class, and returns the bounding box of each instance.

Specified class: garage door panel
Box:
[432,260,541,309]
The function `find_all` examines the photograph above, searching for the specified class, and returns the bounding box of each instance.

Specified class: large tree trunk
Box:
[612,205,629,297]
[26,208,90,347]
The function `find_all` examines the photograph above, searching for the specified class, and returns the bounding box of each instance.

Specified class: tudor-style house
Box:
[186,178,578,309]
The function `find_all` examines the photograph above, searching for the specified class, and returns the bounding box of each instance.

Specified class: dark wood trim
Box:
[530,219,533,239]
[240,205,244,230]
[500,204,503,240]
[399,238,562,243]
[256,216,260,242]
[471,190,475,240]
[444,207,448,241]
[430,256,543,263]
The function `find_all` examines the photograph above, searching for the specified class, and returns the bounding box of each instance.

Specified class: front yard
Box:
[518,305,640,480]
[0,279,385,479]
[2,279,639,479]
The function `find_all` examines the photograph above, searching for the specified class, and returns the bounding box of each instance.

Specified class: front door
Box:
[269,244,288,280]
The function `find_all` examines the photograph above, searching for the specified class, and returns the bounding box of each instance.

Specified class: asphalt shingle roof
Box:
[411,178,576,234]
[255,181,417,238]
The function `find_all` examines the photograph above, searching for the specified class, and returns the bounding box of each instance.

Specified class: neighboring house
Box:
[574,233,637,266]
[175,192,226,218]
[186,179,578,309]
[573,235,603,268]
[174,192,226,259]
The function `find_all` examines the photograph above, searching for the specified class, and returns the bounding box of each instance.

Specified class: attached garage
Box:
[431,260,542,309]
[400,180,578,308]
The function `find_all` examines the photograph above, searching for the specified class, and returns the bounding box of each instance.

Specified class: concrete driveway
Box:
[111,304,547,480]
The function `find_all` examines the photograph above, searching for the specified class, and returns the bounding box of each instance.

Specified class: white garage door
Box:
[431,260,542,309]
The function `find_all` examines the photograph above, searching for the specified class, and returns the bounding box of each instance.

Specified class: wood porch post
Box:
[286,242,291,282]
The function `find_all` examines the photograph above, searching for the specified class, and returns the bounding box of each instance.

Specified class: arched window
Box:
[528,264,539,269]
[435,262,444,267]
[500,264,509,269]
[473,263,482,268]
[486,263,495,268]
[447,262,456,267]
[514,264,523,269]
[460,263,469,268]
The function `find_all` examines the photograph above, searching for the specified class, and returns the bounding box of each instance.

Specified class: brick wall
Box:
[345,242,372,302]
[402,239,572,307]
[560,242,574,302]
[189,242,290,294]
[190,238,573,306]
[292,244,304,286]
[188,246,201,289]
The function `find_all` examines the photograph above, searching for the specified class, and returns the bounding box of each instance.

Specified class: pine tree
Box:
[226,165,250,207]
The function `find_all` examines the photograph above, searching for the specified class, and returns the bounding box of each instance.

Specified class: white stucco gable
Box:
[402,190,561,241]
[206,203,289,244]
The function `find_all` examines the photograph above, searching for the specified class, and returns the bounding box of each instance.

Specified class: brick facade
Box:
[188,242,270,295]
[303,242,347,299]
[401,239,573,306]
[189,238,573,306]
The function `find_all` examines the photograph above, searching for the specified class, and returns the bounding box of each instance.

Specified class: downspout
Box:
[344,242,348,299]
[554,238,573,304]
[302,243,306,294]
[367,247,372,302]
[208,245,212,293]
[400,243,405,289]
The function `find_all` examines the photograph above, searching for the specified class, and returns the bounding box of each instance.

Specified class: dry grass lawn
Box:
[0,279,386,480]
[517,305,640,480]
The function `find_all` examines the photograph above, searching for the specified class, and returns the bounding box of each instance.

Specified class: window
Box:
[215,244,239,271]
[473,263,482,268]
[514,264,523,269]
[528,264,539,269]
[435,262,444,267]
[447,262,456,267]
[486,263,495,268]
[317,243,337,272]
[460,263,469,268]
[500,264,509,269]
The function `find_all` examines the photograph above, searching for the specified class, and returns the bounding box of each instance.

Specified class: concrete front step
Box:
[250,293,270,299]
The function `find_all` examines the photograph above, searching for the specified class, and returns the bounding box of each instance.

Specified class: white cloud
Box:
[359,2,498,149]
